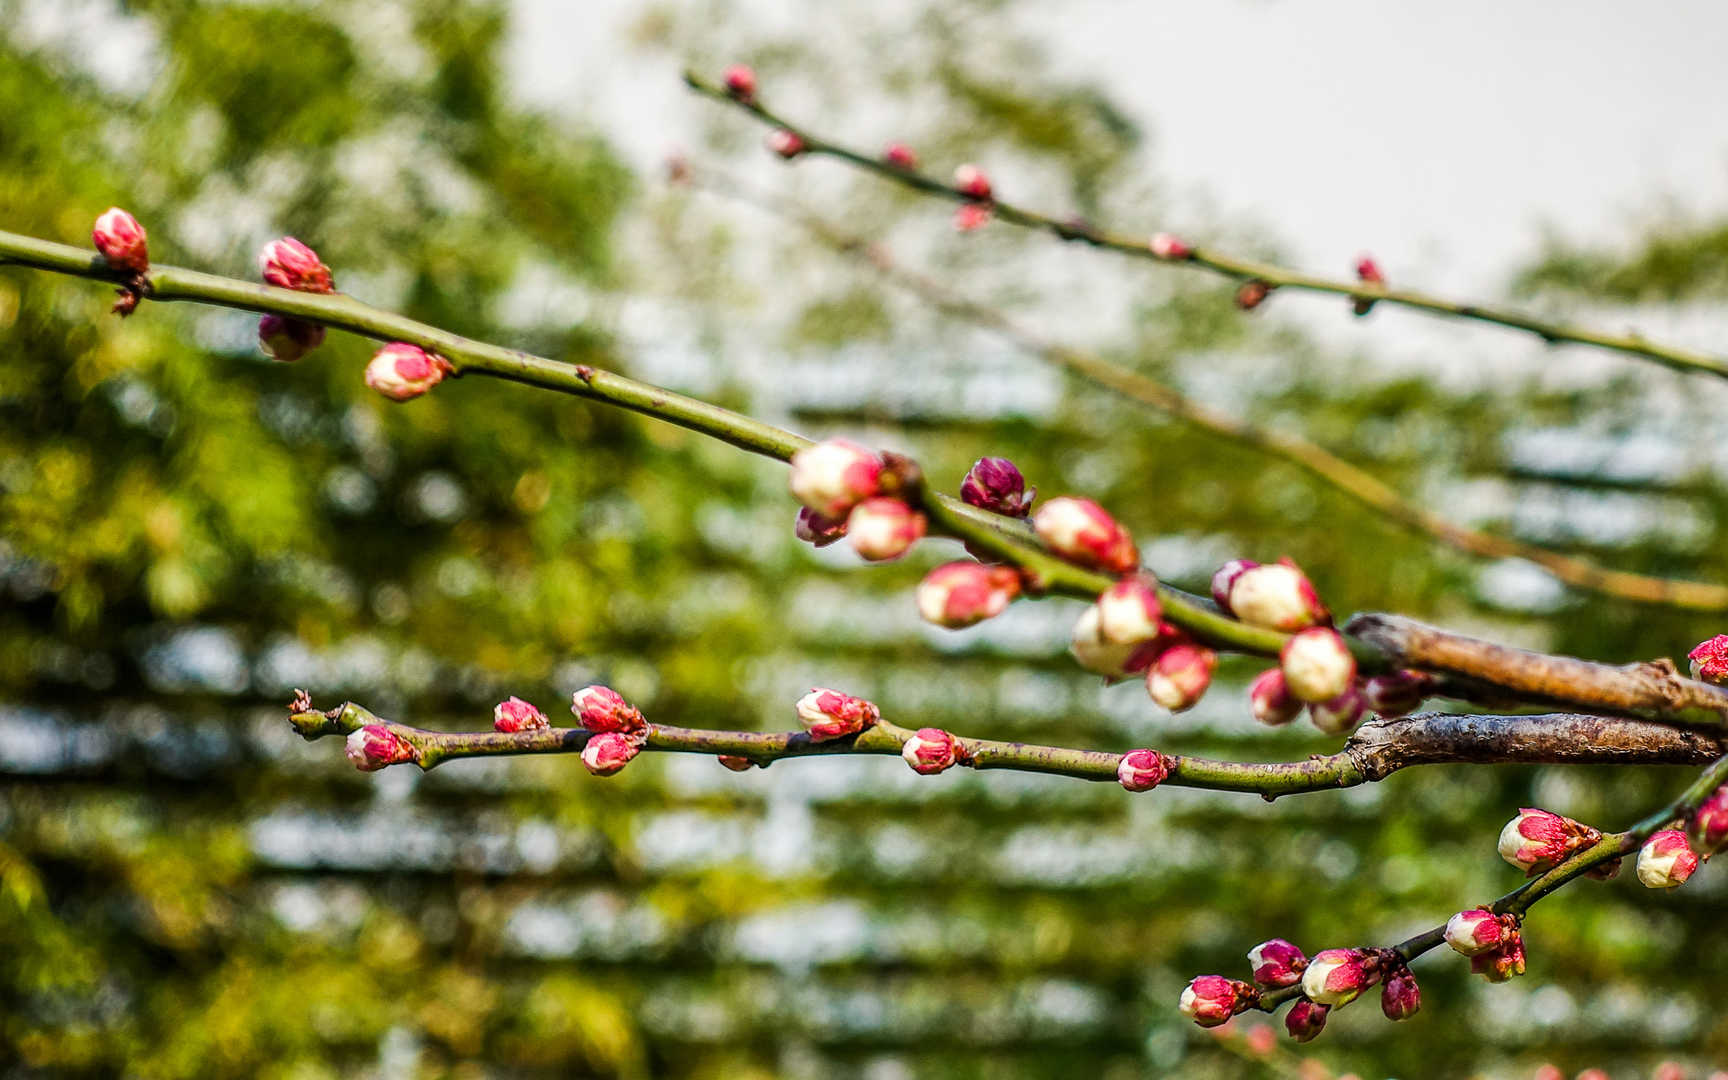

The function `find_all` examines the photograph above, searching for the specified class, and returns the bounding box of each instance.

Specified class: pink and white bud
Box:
[1246,938,1308,989]
[1361,670,1429,717]
[581,731,638,777]
[1300,948,1374,1007]
[723,63,756,100]
[1227,562,1329,631]
[571,685,646,734]
[846,497,926,561]
[883,142,919,170]
[901,727,960,774]
[1284,1000,1328,1043]
[795,688,881,742]
[1498,807,1594,875]
[1116,748,1168,792]
[1690,784,1728,856]
[1236,280,1272,310]
[789,438,884,518]
[954,163,993,201]
[259,236,333,293]
[1032,497,1138,574]
[795,506,848,548]
[1309,688,1365,736]
[1280,628,1356,704]
[717,754,754,772]
[344,724,418,771]
[916,561,1021,628]
[1688,634,1728,684]
[960,456,1034,517]
[1149,232,1193,260]
[1178,976,1251,1029]
[1069,605,1164,678]
[1471,933,1526,982]
[257,314,325,363]
[1095,575,1164,644]
[1211,558,1259,611]
[92,207,149,272]
[953,203,992,232]
[1147,643,1217,712]
[1379,968,1420,1021]
[1443,909,1504,957]
[1636,829,1699,889]
[1249,668,1304,727]
[364,342,451,402]
[493,696,549,733]
[1355,256,1385,285]
[766,129,806,159]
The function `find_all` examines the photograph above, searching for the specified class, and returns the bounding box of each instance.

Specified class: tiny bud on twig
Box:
[1146,643,1216,713]
[953,203,992,232]
[1280,627,1356,704]
[795,688,880,742]
[1284,1000,1328,1042]
[1116,748,1168,792]
[92,207,148,272]
[259,237,334,293]
[1235,279,1273,310]
[1636,829,1699,889]
[1443,909,1505,957]
[1353,255,1385,316]
[493,696,549,733]
[571,685,646,734]
[1149,232,1192,260]
[846,497,926,561]
[723,64,757,101]
[581,731,638,776]
[794,506,848,548]
[1247,939,1308,989]
[717,754,754,772]
[1178,976,1254,1028]
[1094,573,1164,645]
[883,142,919,170]
[1032,497,1137,574]
[258,314,325,363]
[789,438,884,518]
[901,727,959,774]
[953,163,992,201]
[960,456,1034,517]
[345,724,418,771]
[1300,948,1376,1007]
[916,561,1021,628]
[766,129,806,159]
[1225,561,1329,631]
[1379,966,1421,1021]
[1068,605,1164,678]
[1497,808,1597,876]
[364,342,451,401]
[1248,668,1303,727]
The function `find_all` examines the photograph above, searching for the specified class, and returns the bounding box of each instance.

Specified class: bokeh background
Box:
[4,1,1728,1076]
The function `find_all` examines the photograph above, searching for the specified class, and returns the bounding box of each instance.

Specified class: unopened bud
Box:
[1032,496,1138,574]
[1688,634,1728,684]
[954,163,993,201]
[1095,574,1164,644]
[581,731,638,776]
[1211,558,1259,611]
[1236,279,1273,310]
[1069,605,1165,678]
[1227,561,1329,631]
[1636,829,1699,889]
[1280,628,1356,704]
[1149,232,1193,260]
[1147,643,1216,712]
[917,561,1021,628]
[1471,932,1526,982]
[1300,948,1375,1007]
[1379,967,1421,1021]
[766,129,806,159]
[571,685,646,734]
[953,203,993,232]
[723,63,756,100]
[1443,909,1504,957]
[259,236,333,293]
[1361,670,1429,717]
[1247,938,1308,989]
[1353,256,1385,316]
[258,314,326,363]
[1284,1000,1328,1043]
[1249,668,1303,727]
[795,688,881,742]
[92,207,148,272]
[846,497,926,561]
[493,696,549,733]
[1690,784,1728,856]
[1498,807,1595,875]
[902,727,960,774]
[1116,748,1168,792]
[364,342,451,402]
[1178,976,1252,1029]
[795,506,848,548]
[717,754,754,771]
[345,724,418,771]
[789,438,884,517]
[883,142,919,170]
[960,456,1034,516]
[1308,688,1365,736]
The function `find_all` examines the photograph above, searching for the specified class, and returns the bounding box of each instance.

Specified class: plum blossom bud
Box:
[1211,558,1258,611]
[1498,807,1595,875]
[1227,562,1329,631]
[1284,1000,1328,1043]
[846,497,926,561]
[1280,628,1356,704]
[766,129,806,159]
[364,342,451,402]
[1246,938,1308,989]
[1690,784,1728,856]
[1069,605,1163,678]
[1236,279,1272,310]
[902,727,960,774]
[1471,932,1525,982]
[581,731,638,776]
[954,163,992,201]
[789,439,884,518]
[1379,967,1421,1021]
[717,754,754,772]
[1636,829,1699,889]
[1032,497,1138,574]
[1149,232,1192,260]
[953,203,992,232]
[916,561,1021,628]
[1309,688,1365,736]
[1095,574,1163,645]
[1116,748,1168,792]
[571,685,646,734]
[1300,948,1374,1007]
[723,63,756,100]
[1249,668,1303,727]
[259,237,333,293]
[1687,634,1728,684]
[1362,670,1429,717]
[883,142,919,170]
[960,456,1034,517]
[92,207,148,272]
[1178,976,1251,1028]
[1147,643,1217,712]
[345,724,418,771]
[1353,256,1386,316]
[795,506,848,548]
[257,314,325,363]
[795,688,881,742]
[1443,909,1504,957]
[493,696,549,733]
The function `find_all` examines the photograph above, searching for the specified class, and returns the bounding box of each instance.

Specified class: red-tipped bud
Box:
[1355,256,1385,284]
[1227,562,1329,631]
[1236,280,1272,310]
[1069,606,1166,678]
[1116,748,1168,792]
[1248,668,1303,727]
[1247,939,1308,989]
[92,207,148,272]
[1690,784,1728,856]
[1379,967,1420,1021]
[1471,932,1526,982]
[1498,808,1596,875]
[1178,976,1253,1029]
[1032,496,1138,574]
[1095,574,1164,645]
[883,142,919,170]
[789,438,884,518]
[1443,909,1504,957]
[846,497,926,561]
[1280,628,1356,704]
[766,129,805,159]
[1300,948,1375,1007]
[795,506,848,548]
[1147,643,1216,712]
[1309,687,1365,736]
[259,236,333,293]
[1283,1000,1328,1043]
[901,727,959,774]
[1688,634,1728,684]
[954,163,992,200]
[581,731,638,776]
[960,456,1034,517]
[1637,829,1699,889]
[795,688,881,742]
[717,754,754,772]
[257,314,325,363]
[917,561,1021,628]
[723,64,756,100]
[571,685,646,734]
[1362,670,1429,717]
[1211,558,1259,611]
[1149,232,1193,260]
[493,696,549,733]
[364,342,450,402]
[344,724,418,771]
[953,203,992,232]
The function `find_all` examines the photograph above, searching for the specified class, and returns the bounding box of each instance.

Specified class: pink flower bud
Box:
[1471,932,1526,982]
[344,724,418,771]
[1032,497,1138,574]
[1248,668,1303,727]
[1149,232,1193,260]
[1637,829,1699,889]
[364,342,451,402]
[717,754,754,772]
[766,129,806,159]
[1146,643,1217,712]
[1227,562,1329,631]
[581,731,638,776]
[1443,909,1504,957]
[1069,605,1166,678]
[1309,687,1365,736]
[723,63,756,100]
[960,456,1034,517]
[1116,748,1168,792]
[1688,634,1728,684]
[916,561,1021,628]
[1178,976,1251,1028]
[953,203,993,232]
[954,163,992,201]
[92,207,148,272]
[571,685,646,734]
[493,696,550,733]
[789,438,884,518]
[1236,279,1272,310]
[795,506,848,548]
[883,142,919,170]
[1211,558,1259,611]
[1690,784,1728,856]
[1280,628,1356,704]
[846,497,926,561]
[1361,670,1429,717]
[259,236,333,293]
[1095,574,1164,644]
[901,727,959,774]
[1300,948,1374,1007]
[795,688,881,742]
[1246,938,1308,989]
[1498,807,1595,875]
[1379,967,1420,1021]
[1284,1000,1328,1043]
[257,314,325,363]
[1355,256,1385,284]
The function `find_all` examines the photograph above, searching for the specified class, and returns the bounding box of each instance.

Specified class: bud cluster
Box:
[1185,939,1412,1043]
[952,164,994,231]
[786,439,927,562]
[571,685,648,777]
[1068,575,1218,712]
[255,236,334,363]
